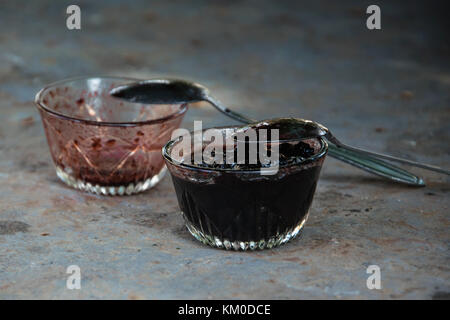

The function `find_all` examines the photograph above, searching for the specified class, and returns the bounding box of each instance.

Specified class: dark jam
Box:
[168,139,325,244]
[190,140,315,169]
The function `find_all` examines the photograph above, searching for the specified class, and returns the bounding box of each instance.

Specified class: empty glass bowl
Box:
[163,127,328,250]
[35,76,187,195]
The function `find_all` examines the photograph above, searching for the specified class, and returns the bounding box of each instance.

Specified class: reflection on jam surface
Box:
[171,163,322,243]
[36,77,186,193]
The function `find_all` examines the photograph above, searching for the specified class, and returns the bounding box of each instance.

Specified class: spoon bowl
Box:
[233,117,328,142]
[110,78,252,123]
[110,79,207,104]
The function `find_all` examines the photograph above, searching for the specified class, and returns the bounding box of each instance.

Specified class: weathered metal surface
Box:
[0,0,448,299]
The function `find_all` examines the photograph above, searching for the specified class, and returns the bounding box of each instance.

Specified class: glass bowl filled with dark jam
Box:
[35,77,187,195]
[163,126,328,250]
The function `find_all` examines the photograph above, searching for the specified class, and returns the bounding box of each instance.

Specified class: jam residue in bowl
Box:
[35,77,187,195]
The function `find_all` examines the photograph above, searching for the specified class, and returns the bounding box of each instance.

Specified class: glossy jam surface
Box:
[190,140,316,170]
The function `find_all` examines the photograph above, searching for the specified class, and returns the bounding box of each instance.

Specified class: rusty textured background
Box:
[0,0,449,299]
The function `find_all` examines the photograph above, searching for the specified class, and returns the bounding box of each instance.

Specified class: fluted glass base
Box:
[55,165,167,195]
[183,212,309,251]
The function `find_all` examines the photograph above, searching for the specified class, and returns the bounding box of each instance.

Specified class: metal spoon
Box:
[110,79,249,124]
[109,78,436,185]
[238,117,450,175]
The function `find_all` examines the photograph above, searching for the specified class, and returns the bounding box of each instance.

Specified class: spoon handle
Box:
[204,96,255,123]
[327,144,425,186]
[326,134,450,175]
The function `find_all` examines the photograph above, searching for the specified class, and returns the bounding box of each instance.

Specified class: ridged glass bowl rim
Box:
[34,76,188,127]
[162,126,328,173]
